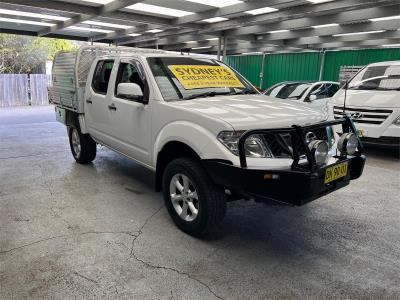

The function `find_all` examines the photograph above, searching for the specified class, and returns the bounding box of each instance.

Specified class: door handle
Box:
[86,99,92,104]
[108,103,117,110]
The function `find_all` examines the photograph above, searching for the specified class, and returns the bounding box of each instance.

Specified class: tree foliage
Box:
[0,34,76,74]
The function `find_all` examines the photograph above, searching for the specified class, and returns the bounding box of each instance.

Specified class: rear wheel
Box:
[162,158,226,237]
[68,125,96,164]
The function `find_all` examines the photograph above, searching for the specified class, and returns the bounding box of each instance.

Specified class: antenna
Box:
[343,79,348,116]
[342,65,363,116]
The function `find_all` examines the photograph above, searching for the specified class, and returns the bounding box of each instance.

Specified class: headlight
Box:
[217,131,273,158]
[337,133,358,155]
[217,131,244,155]
[244,135,272,158]
[393,116,400,126]
[308,140,329,165]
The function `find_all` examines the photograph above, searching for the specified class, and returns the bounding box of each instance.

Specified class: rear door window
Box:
[92,60,114,95]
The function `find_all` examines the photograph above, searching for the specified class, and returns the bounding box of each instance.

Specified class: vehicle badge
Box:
[351,112,363,119]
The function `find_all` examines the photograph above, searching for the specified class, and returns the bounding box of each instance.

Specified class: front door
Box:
[107,59,151,165]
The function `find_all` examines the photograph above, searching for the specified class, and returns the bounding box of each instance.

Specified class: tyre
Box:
[162,158,226,237]
[68,124,97,164]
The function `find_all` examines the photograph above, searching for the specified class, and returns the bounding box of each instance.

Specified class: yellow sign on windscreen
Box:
[168,65,245,90]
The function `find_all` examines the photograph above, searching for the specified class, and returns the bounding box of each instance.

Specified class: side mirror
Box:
[308,94,317,101]
[117,83,144,102]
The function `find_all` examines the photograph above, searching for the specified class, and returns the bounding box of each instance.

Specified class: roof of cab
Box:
[76,45,212,60]
[101,52,193,58]
[98,52,213,60]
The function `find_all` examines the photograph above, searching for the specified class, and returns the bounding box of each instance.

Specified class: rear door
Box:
[85,59,115,143]
[107,58,152,165]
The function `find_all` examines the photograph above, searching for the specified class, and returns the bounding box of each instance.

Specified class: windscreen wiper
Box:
[184,91,231,100]
[230,88,258,95]
[349,86,379,90]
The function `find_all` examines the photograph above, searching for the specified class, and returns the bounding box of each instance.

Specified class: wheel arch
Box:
[65,110,78,127]
[155,141,201,192]
[65,110,88,134]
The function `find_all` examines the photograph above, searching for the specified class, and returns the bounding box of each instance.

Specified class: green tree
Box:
[0,34,76,74]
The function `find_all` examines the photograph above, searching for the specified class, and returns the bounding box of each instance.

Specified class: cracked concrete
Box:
[127,206,224,299]
[1,106,399,299]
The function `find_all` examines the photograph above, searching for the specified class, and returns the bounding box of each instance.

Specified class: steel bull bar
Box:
[203,116,366,206]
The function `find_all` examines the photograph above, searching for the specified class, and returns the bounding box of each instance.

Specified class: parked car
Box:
[264,81,340,117]
[333,61,400,149]
[49,46,365,236]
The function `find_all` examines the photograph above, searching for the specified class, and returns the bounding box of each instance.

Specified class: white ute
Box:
[50,46,365,236]
[333,61,400,149]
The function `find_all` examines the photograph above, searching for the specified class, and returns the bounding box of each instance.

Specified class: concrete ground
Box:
[0,106,399,300]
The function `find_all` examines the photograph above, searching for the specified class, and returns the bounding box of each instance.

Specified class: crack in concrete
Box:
[0,231,139,255]
[13,216,30,222]
[130,251,225,300]
[72,271,99,284]
[80,231,139,238]
[128,206,225,300]
[0,153,43,160]
[0,234,68,255]
[128,205,165,257]
[5,166,224,299]
[38,163,76,231]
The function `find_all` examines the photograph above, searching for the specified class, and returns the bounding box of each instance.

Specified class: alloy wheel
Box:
[169,173,199,222]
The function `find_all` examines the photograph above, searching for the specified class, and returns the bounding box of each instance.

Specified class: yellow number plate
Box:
[324,162,348,184]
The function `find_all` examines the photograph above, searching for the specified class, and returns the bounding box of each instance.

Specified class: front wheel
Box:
[162,158,226,237]
[68,125,96,164]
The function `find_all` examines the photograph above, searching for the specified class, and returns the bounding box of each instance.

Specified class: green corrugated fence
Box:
[225,55,264,87]
[225,48,400,90]
[323,48,400,81]
[263,52,321,88]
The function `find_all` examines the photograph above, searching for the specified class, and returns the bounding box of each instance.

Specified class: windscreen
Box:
[266,83,311,100]
[147,57,258,101]
[348,65,400,91]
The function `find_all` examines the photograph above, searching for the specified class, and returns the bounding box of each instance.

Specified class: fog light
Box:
[263,174,280,180]
[338,133,358,155]
[308,140,329,165]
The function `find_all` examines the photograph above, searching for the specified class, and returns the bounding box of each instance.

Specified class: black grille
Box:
[334,106,392,125]
[262,127,329,158]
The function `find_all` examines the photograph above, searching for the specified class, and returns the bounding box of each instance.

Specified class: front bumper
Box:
[203,155,365,206]
[203,116,366,206]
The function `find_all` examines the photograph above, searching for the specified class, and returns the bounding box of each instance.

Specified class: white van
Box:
[333,61,400,149]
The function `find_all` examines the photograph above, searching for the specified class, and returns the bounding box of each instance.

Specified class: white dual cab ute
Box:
[50,46,365,236]
[333,61,400,149]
